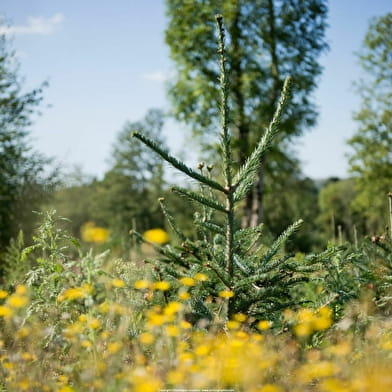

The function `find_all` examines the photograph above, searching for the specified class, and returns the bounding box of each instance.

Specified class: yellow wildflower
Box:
[81,222,109,244]
[0,290,8,299]
[164,301,182,315]
[180,320,192,329]
[138,332,155,345]
[152,281,171,291]
[110,278,126,288]
[178,291,190,300]
[88,318,101,329]
[219,290,234,298]
[107,341,122,354]
[58,283,92,302]
[165,325,180,337]
[194,272,209,281]
[233,313,247,322]
[179,276,195,286]
[143,228,169,244]
[257,320,272,330]
[259,384,283,392]
[7,295,28,308]
[134,280,150,290]
[227,320,240,330]
[0,305,13,318]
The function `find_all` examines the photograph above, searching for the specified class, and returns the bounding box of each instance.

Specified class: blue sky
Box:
[1,1,391,180]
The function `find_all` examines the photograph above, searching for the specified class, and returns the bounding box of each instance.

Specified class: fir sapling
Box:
[131,15,319,324]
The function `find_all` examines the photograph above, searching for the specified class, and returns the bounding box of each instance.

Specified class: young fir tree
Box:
[132,16,319,323]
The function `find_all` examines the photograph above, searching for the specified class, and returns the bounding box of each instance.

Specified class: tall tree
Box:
[0,29,55,261]
[348,13,392,234]
[165,0,328,227]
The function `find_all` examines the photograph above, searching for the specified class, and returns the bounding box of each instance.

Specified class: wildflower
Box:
[107,341,122,354]
[179,276,195,286]
[219,290,234,298]
[138,332,155,345]
[257,320,272,330]
[0,305,13,318]
[81,222,110,244]
[227,320,240,330]
[143,228,169,244]
[165,325,180,337]
[233,313,247,322]
[81,340,92,348]
[164,301,183,315]
[178,291,190,300]
[88,318,101,329]
[180,320,192,329]
[296,361,339,383]
[194,273,208,281]
[195,344,210,356]
[134,280,150,290]
[260,384,283,392]
[58,283,93,302]
[15,285,27,295]
[98,301,110,314]
[0,290,8,299]
[7,295,28,308]
[152,281,171,291]
[110,278,126,288]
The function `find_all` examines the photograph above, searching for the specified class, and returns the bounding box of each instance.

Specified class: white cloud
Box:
[0,13,64,36]
[142,70,174,83]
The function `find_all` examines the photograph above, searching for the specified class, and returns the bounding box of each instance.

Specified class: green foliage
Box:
[318,178,364,242]
[132,16,322,323]
[0,27,57,272]
[91,109,167,235]
[165,0,328,227]
[348,13,392,234]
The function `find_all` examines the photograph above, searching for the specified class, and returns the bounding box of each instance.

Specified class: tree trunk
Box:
[246,0,281,228]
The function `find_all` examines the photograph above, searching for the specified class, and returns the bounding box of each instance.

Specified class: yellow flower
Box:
[138,332,155,345]
[227,320,240,330]
[143,228,169,244]
[88,318,101,329]
[152,281,171,291]
[81,340,92,348]
[313,316,332,331]
[81,222,110,244]
[257,320,272,330]
[110,278,126,288]
[107,341,122,354]
[15,285,27,295]
[58,386,75,392]
[179,277,195,286]
[98,302,110,314]
[180,320,192,330]
[134,280,150,290]
[7,295,28,308]
[58,283,93,302]
[0,290,8,299]
[233,313,247,322]
[219,290,234,298]
[0,305,13,318]
[296,361,338,383]
[259,384,283,392]
[194,273,208,281]
[294,322,312,337]
[178,291,190,300]
[165,325,180,337]
[164,301,183,315]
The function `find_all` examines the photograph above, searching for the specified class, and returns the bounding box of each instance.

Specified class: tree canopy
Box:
[348,13,392,234]
[165,0,328,227]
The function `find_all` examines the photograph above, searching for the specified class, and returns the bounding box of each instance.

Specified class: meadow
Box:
[1,12,392,392]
